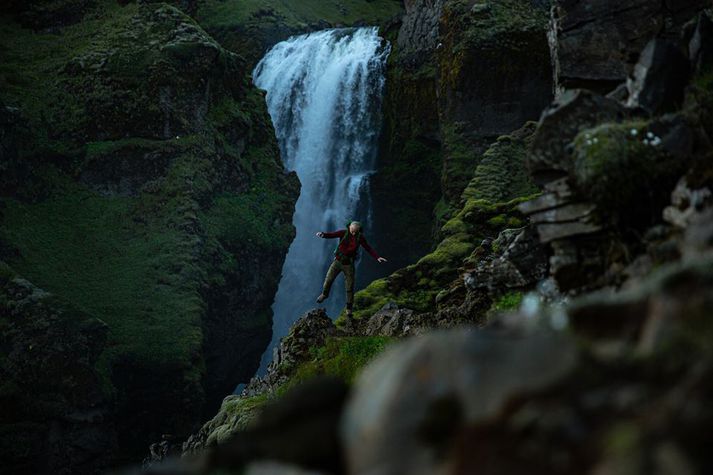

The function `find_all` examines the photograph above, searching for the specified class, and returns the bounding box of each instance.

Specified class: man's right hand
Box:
[316,232,324,238]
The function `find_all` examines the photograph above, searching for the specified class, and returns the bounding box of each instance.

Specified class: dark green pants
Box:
[322,259,355,309]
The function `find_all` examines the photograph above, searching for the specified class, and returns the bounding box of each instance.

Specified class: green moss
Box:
[351,191,534,321]
[573,121,686,227]
[201,148,294,254]
[0,171,204,379]
[440,121,480,207]
[441,0,549,58]
[461,124,540,204]
[490,291,523,312]
[0,2,140,149]
[286,336,393,388]
[223,392,271,427]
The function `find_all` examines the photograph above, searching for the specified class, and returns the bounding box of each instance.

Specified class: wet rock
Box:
[397,0,445,65]
[341,326,577,475]
[626,40,690,115]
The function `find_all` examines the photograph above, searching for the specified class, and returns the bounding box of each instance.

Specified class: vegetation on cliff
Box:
[0,0,298,467]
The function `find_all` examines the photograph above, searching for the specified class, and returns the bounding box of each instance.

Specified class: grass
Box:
[0,171,205,381]
[284,336,394,389]
[490,291,524,312]
[0,2,138,146]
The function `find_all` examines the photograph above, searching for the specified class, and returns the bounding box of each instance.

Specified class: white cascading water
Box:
[252,27,391,374]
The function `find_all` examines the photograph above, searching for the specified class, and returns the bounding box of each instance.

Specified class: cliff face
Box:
[192,0,404,67]
[550,0,710,94]
[0,0,298,469]
[1,264,115,475]
[370,0,553,274]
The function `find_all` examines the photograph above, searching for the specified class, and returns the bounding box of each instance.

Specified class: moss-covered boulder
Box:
[460,121,539,205]
[572,120,689,228]
[0,0,298,462]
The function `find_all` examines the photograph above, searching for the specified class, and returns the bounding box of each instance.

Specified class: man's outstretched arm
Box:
[316,229,346,239]
[359,235,387,262]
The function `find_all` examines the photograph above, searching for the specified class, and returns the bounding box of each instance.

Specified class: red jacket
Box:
[321,229,380,261]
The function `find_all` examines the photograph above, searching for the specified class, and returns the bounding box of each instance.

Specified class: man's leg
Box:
[343,263,355,316]
[319,259,342,302]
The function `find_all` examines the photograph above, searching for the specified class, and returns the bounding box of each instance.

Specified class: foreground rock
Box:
[342,325,578,475]
[182,309,338,455]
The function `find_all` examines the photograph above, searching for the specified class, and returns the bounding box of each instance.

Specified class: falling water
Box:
[252,27,391,373]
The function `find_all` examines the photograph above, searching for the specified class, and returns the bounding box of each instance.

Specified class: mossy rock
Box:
[573,121,688,228]
[461,121,540,204]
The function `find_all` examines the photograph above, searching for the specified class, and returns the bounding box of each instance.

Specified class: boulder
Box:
[572,120,689,228]
[465,227,548,290]
[364,302,416,337]
[206,377,349,475]
[528,89,627,184]
[341,326,577,475]
[266,309,337,375]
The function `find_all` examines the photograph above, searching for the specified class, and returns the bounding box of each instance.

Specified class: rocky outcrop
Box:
[549,0,710,94]
[370,0,553,275]
[0,263,116,474]
[520,14,712,292]
[396,0,444,65]
[436,0,553,205]
[182,309,338,455]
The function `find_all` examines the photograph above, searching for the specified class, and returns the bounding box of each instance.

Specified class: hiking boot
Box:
[316,293,327,304]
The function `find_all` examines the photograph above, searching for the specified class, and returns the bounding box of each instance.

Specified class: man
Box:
[315,221,387,318]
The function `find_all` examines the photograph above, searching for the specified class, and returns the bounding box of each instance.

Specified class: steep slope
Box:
[0,0,298,468]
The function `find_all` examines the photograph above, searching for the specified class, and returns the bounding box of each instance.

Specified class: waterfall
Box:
[252,27,391,374]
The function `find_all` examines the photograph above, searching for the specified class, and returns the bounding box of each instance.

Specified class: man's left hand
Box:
[377,257,387,263]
